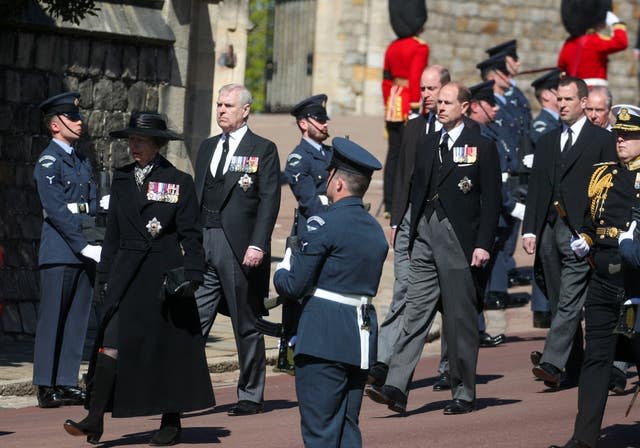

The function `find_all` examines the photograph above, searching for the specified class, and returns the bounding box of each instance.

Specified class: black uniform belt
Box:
[596,227,623,239]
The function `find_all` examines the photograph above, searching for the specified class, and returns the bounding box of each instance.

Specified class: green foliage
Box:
[0,0,99,24]
[245,0,274,113]
[41,0,100,24]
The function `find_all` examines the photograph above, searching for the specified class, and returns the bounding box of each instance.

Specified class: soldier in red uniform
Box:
[381,0,429,215]
[558,0,628,87]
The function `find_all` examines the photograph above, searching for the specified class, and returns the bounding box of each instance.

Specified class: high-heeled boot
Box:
[149,412,181,446]
[63,353,116,444]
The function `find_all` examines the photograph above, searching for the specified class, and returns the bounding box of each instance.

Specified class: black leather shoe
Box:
[543,375,578,391]
[365,384,407,413]
[63,419,103,445]
[530,351,542,367]
[479,331,505,348]
[508,267,532,287]
[149,426,181,446]
[484,291,508,310]
[506,292,530,308]
[227,400,263,416]
[548,438,591,448]
[533,362,563,387]
[432,372,451,391]
[533,311,552,328]
[443,399,474,415]
[38,386,63,408]
[367,362,388,387]
[57,386,86,406]
[609,366,627,394]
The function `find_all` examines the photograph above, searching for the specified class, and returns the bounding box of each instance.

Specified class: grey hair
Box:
[219,83,253,107]
[589,86,612,110]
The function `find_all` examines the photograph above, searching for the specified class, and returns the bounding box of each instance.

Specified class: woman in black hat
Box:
[63,112,214,446]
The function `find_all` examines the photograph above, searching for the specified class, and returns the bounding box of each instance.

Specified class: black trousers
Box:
[383,121,404,212]
[572,272,632,447]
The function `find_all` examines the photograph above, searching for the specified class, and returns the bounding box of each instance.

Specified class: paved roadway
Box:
[1,319,639,447]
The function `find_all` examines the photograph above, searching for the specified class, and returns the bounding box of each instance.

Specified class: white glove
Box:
[606,11,620,27]
[99,194,110,210]
[318,195,329,206]
[570,236,590,258]
[510,202,526,221]
[81,244,102,263]
[618,221,637,244]
[522,154,534,169]
[276,247,292,271]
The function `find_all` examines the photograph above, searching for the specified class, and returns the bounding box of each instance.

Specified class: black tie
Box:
[562,128,573,153]
[215,134,229,178]
[428,113,436,134]
[439,133,449,165]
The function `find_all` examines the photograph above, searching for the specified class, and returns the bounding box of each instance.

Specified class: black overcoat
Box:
[92,156,214,418]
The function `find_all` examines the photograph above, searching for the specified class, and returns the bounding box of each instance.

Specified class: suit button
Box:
[599,220,604,225]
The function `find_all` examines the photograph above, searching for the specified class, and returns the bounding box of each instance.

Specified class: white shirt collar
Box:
[564,115,587,138]
[52,138,74,154]
[441,121,465,147]
[226,124,248,143]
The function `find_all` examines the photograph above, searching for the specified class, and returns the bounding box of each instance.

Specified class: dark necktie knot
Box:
[428,113,437,134]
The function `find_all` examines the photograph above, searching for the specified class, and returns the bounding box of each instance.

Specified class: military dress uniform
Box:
[32,92,96,407]
[552,105,640,448]
[531,108,561,145]
[274,138,388,448]
[284,94,333,233]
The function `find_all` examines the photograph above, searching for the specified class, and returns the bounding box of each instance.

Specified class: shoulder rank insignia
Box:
[453,145,477,164]
[146,217,162,237]
[306,215,325,232]
[229,156,259,173]
[287,153,302,167]
[147,181,180,203]
[635,173,640,190]
[458,176,473,194]
[238,173,253,192]
[38,154,56,168]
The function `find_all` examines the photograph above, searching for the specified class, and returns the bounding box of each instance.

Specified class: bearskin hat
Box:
[389,0,427,38]
[561,0,612,38]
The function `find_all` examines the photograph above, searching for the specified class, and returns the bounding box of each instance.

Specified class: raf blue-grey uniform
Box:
[285,94,333,233]
[274,138,387,448]
[32,94,96,388]
[284,138,332,231]
[530,108,561,145]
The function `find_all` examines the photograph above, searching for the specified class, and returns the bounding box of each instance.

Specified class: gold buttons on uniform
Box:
[599,220,605,225]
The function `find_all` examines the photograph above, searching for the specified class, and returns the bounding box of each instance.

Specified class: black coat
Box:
[194,128,281,314]
[523,119,616,296]
[409,124,502,260]
[523,119,617,238]
[95,156,213,418]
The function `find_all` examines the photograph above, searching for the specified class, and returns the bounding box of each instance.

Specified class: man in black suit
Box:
[523,77,616,389]
[367,82,501,414]
[368,65,450,386]
[194,84,281,415]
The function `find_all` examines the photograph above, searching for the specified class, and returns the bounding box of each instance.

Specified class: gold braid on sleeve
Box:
[588,165,613,221]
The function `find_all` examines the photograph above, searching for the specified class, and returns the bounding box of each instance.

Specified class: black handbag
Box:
[163,267,186,299]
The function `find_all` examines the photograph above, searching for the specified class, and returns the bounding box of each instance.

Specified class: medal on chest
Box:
[147,181,180,203]
[238,173,253,192]
[146,217,162,237]
[458,176,473,194]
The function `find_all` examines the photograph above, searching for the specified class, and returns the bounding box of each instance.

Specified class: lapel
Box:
[221,129,258,200]
[438,125,471,186]
[114,164,150,241]
[561,121,590,178]
[545,128,562,185]
[419,132,438,190]
[196,136,220,202]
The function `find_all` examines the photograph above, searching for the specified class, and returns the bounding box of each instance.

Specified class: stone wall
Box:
[0,25,178,336]
[317,0,640,117]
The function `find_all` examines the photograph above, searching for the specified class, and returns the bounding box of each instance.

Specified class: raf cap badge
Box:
[238,173,253,192]
[146,217,162,237]
[458,176,473,194]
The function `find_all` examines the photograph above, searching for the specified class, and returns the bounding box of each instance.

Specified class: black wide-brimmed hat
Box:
[110,112,182,140]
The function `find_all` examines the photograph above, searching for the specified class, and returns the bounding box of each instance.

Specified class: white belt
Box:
[583,78,608,87]
[67,202,89,214]
[313,287,373,369]
[501,172,510,183]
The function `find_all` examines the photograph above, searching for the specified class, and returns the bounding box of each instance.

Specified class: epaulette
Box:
[592,161,617,167]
